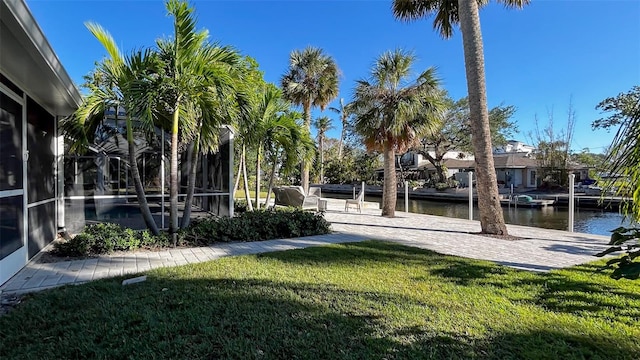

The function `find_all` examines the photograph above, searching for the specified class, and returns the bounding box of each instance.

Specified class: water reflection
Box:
[399,197,629,236]
[326,193,629,236]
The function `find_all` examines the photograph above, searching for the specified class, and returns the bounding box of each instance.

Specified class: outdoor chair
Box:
[272,186,320,211]
[345,188,364,213]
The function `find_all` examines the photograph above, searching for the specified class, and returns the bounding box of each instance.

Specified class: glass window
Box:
[0,92,23,191]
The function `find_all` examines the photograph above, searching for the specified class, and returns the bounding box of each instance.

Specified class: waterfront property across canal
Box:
[323,192,629,237]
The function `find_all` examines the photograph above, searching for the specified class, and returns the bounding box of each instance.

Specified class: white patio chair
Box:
[345,188,364,213]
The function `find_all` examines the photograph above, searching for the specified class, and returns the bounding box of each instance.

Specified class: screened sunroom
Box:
[63,108,235,233]
[0,0,81,284]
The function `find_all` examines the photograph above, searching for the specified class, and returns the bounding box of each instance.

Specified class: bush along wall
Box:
[53,208,331,257]
[179,208,331,245]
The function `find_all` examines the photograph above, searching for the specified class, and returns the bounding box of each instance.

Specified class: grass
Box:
[1,241,639,359]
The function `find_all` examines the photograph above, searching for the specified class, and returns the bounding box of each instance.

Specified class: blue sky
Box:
[27,0,640,153]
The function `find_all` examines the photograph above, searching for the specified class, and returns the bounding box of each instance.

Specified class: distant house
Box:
[493,140,535,156]
[493,153,539,188]
[388,147,540,189]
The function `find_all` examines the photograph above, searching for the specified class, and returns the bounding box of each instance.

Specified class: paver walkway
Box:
[0,200,611,295]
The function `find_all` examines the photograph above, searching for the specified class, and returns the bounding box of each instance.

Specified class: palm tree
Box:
[252,85,290,209]
[63,23,161,235]
[281,46,339,193]
[152,0,244,243]
[329,98,350,159]
[263,111,315,207]
[233,57,266,211]
[392,0,529,235]
[351,49,443,217]
[313,116,334,184]
[180,73,245,227]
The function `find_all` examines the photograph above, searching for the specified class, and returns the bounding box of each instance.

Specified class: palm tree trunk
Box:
[319,136,324,184]
[242,145,254,211]
[264,155,278,208]
[170,107,180,246]
[382,143,396,217]
[233,145,243,195]
[126,121,159,235]
[458,0,507,235]
[180,135,199,229]
[301,99,312,193]
[338,119,346,160]
[255,147,261,209]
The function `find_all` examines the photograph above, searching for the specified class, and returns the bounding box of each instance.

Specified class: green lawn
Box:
[1,241,639,359]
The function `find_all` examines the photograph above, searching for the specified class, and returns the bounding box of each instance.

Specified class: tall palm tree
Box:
[263,111,315,207]
[312,116,334,184]
[329,98,350,160]
[392,0,529,235]
[281,46,339,193]
[180,76,245,228]
[351,49,443,217]
[63,23,161,235]
[233,57,266,211]
[252,85,289,209]
[152,0,244,243]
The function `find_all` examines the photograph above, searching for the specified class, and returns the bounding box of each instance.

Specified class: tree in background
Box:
[527,102,576,188]
[593,87,640,279]
[351,49,442,217]
[329,98,351,159]
[281,46,340,193]
[570,149,607,179]
[251,85,290,209]
[313,116,334,184]
[263,111,315,206]
[393,0,529,235]
[233,57,267,211]
[415,94,517,183]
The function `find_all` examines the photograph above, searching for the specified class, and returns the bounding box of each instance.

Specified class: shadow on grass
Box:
[258,240,441,267]
[1,241,639,359]
[1,274,637,359]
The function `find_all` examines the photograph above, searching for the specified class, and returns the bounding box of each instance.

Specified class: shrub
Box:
[234,199,249,213]
[53,223,164,257]
[53,209,331,257]
[179,208,331,245]
[435,182,450,191]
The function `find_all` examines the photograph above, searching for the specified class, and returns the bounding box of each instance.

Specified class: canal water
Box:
[325,193,630,236]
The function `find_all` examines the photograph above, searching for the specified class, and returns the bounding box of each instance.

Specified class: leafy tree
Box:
[570,149,607,179]
[415,94,517,183]
[313,116,334,184]
[62,23,161,235]
[393,0,529,235]
[281,46,340,193]
[351,49,442,217]
[593,87,640,279]
[592,85,640,130]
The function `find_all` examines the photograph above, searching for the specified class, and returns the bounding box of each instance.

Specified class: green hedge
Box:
[53,223,168,257]
[53,209,331,257]
[179,208,331,246]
